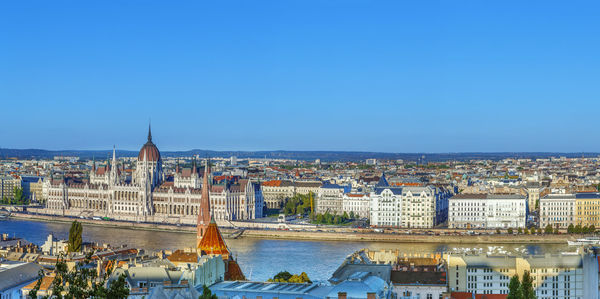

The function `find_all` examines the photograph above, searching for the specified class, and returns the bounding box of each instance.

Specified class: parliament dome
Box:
[138,126,161,162]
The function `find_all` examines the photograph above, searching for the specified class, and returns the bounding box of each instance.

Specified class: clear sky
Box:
[1,1,599,153]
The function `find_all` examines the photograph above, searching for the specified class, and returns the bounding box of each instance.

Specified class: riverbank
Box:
[9,213,576,244]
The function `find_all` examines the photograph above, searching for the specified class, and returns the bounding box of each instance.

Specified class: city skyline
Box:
[2,1,599,152]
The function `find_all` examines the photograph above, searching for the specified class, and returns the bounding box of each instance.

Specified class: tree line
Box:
[0,187,28,205]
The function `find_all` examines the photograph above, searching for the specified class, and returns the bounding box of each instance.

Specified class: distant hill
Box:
[0,148,598,162]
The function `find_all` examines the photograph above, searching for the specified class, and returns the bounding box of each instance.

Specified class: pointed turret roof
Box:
[376,172,389,187]
[197,158,212,247]
[198,217,229,259]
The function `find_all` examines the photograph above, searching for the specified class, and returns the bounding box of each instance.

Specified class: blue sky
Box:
[1,1,599,152]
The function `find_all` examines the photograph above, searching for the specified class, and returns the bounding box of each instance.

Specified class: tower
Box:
[110,145,119,186]
[197,159,212,248]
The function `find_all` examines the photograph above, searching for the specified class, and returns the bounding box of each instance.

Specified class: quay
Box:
[9,212,576,244]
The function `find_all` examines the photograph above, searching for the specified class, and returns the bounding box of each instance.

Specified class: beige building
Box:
[0,176,21,200]
[525,182,548,212]
[316,184,345,215]
[575,192,600,227]
[261,180,294,209]
[261,180,322,209]
[447,252,598,298]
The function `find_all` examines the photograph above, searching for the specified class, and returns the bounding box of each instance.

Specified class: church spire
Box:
[147,122,152,142]
[197,157,212,248]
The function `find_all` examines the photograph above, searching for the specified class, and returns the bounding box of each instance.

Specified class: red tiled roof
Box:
[262,180,283,187]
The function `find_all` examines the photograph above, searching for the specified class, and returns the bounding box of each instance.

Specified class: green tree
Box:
[574,224,582,234]
[544,224,553,234]
[519,271,536,299]
[508,228,514,234]
[590,225,596,233]
[349,211,355,219]
[316,214,324,223]
[342,211,349,222]
[567,224,574,234]
[272,271,292,282]
[523,228,529,235]
[29,253,129,299]
[199,285,218,299]
[507,275,522,299]
[537,228,542,234]
[268,271,311,283]
[517,227,523,234]
[12,187,27,205]
[334,215,341,225]
[68,221,83,252]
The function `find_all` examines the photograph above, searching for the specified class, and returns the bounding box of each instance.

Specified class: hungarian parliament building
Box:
[43,127,264,224]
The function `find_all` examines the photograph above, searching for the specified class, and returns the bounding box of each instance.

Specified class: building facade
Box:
[0,176,21,201]
[447,252,598,298]
[316,184,345,215]
[539,194,576,229]
[342,193,371,219]
[448,194,527,229]
[370,175,449,228]
[575,192,600,228]
[43,127,263,225]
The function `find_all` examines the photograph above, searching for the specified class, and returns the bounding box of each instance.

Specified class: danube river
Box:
[1,219,573,282]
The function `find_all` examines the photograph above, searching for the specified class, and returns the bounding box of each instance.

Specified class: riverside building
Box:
[447,252,599,298]
[539,194,576,229]
[369,174,450,228]
[448,194,527,229]
[43,126,264,224]
[575,192,600,228]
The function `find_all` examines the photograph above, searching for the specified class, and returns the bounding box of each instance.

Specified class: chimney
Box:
[367,293,376,299]
[338,292,347,299]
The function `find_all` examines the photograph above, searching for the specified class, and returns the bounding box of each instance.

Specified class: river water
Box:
[0,219,573,282]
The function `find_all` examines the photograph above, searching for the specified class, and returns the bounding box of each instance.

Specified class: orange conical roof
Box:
[198,218,229,259]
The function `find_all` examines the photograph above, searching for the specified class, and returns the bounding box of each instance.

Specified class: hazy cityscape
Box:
[2,1,600,299]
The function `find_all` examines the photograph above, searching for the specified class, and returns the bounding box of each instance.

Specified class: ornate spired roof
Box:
[198,218,229,259]
[197,159,212,245]
[138,125,161,162]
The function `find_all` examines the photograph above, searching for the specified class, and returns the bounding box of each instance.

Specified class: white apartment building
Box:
[447,252,598,299]
[539,194,576,229]
[448,194,526,229]
[370,175,448,228]
[342,193,370,219]
[370,188,402,227]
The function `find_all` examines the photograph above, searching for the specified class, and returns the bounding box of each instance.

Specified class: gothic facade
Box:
[43,127,264,224]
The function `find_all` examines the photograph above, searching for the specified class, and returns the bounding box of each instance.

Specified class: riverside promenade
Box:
[9,212,576,244]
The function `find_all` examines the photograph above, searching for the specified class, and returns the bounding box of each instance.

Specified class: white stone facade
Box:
[539,194,575,229]
[43,128,264,224]
[448,194,527,229]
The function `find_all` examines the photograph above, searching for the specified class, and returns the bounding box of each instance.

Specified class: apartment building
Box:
[342,193,371,219]
[448,194,527,229]
[370,175,448,228]
[447,252,598,298]
[575,192,600,227]
[539,194,576,229]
